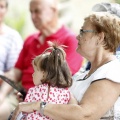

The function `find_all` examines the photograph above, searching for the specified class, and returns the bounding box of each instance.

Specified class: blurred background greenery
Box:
[5,0,119,40]
[5,11,26,38]
[116,0,120,3]
[5,0,35,39]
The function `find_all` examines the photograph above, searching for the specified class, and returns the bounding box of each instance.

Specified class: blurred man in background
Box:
[0,0,83,119]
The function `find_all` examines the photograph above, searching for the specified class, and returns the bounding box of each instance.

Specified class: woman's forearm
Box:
[44,103,88,120]
[11,101,95,120]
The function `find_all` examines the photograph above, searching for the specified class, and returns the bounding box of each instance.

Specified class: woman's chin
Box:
[76,47,80,53]
[76,48,84,56]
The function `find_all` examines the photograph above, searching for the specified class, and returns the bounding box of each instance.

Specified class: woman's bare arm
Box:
[68,93,78,104]
[44,79,120,120]
[11,79,120,120]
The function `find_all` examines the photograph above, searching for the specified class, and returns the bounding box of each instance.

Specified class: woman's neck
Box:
[88,53,115,76]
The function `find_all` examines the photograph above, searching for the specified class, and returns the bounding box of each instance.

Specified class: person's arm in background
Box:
[0,33,33,103]
[0,68,22,104]
[11,79,120,120]
[0,31,23,84]
[0,32,23,104]
[0,30,23,104]
[5,31,23,73]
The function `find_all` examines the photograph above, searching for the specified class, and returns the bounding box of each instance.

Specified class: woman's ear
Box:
[97,32,105,44]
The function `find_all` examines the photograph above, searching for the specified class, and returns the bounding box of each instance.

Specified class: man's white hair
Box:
[31,0,58,9]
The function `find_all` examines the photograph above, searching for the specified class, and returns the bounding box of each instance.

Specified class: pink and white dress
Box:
[23,83,71,120]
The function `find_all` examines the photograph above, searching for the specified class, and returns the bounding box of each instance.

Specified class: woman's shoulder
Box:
[92,59,120,83]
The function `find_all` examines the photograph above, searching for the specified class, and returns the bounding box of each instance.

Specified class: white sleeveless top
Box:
[70,59,120,119]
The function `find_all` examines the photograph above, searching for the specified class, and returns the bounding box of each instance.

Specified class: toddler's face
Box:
[32,65,44,86]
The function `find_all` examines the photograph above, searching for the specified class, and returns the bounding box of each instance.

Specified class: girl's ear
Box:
[43,71,46,78]
[42,71,44,78]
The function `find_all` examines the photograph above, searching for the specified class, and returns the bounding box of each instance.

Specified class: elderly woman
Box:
[11,12,120,120]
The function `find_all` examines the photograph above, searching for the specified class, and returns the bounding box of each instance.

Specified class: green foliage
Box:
[5,12,26,39]
[116,0,120,4]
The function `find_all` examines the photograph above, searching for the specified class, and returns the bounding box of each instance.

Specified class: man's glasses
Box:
[79,29,96,37]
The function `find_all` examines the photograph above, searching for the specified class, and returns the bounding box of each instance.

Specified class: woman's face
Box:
[0,0,7,23]
[76,20,98,58]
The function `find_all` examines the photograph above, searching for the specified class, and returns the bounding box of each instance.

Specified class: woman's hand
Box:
[11,102,29,120]
[11,101,41,120]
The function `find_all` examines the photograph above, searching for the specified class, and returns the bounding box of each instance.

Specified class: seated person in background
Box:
[0,0,23,80]
[0,0,23,119]
[17,41,77,120]
[0,0,83,119]
[11,12,120,120]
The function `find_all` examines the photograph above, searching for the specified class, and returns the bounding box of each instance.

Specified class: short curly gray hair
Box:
[85,12,120,52]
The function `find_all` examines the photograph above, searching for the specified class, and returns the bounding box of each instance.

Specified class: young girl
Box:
[17,42,77,120]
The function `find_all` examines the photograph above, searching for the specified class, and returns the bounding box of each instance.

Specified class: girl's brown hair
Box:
[33,41,72,88]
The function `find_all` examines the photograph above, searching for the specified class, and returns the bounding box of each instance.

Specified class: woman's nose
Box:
[76,35,80,41]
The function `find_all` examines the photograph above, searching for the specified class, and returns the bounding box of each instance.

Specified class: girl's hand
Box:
[16,92,24,102]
